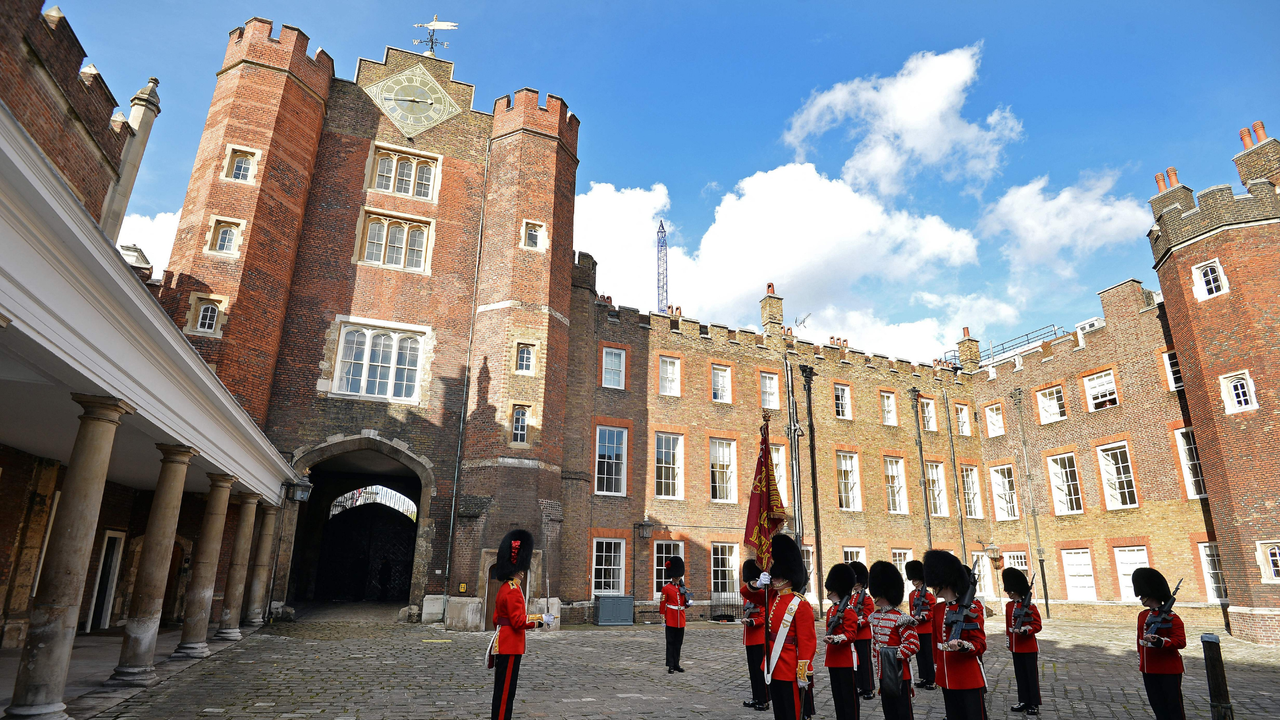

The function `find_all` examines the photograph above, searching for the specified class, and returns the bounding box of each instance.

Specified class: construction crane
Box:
[657,221,669,311]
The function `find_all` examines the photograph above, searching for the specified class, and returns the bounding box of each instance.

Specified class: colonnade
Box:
[4,394,286,720]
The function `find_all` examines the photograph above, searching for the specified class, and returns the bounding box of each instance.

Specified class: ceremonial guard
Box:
[742,559,771,711]
[848,561,876,700]
[1133,567,1187,720]
[660,556,690,673]
[487,529,549,720]
[923,550,987,720]
[868,561,919,720]
[905,560,937,690]
[1002,567,1042,715]
[822,563,860,720]
[765,535,817,720]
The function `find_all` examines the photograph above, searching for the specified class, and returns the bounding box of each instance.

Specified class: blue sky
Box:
[69,0,1280,361]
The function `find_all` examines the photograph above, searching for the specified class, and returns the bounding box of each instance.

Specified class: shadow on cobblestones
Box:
[89,618,1280,720]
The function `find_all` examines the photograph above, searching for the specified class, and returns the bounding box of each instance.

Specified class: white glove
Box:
[758,572,772,586]
[542,613,556,624]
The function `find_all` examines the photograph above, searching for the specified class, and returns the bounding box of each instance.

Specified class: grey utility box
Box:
[595,595,635,626]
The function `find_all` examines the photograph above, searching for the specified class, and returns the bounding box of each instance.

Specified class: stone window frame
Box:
[183,292,229,339]
[1191,258,1229,302]
[511,339,540,376]
[220,144,262,186]
[366,143,441,203]
[316,315,435,406]
[353,208,436,274]
[1254,540,1280,584]
[203,216,246,258]
[507,401,537,448]
[520,219,549,253]
[1219,369,1258,414]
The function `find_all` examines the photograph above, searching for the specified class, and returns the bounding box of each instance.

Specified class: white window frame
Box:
[1191,258,1229,301]
[1084,370,1119,411]
[1048,452,1084,516]
[369,147,440,202]
[1113,545,1150,602]
[1003,551,1028,572]
[592,538,625,598]
[955,403,971,436]
[961,465,982,519]
[221,144,261,185]
[659,356,681,397]
[203,216,246,258]
[653,541,684,598]
[356,213,434,274]
[1219,370,1258,414]
[510,405,530,445]
[711,543,739,594]
[196,303,219,332]
[1163,352,1184,391]
[836,451,861,511]
[521,220,548,252]
[709,438,738,503]
[712,365,732,403]
[884,457,907,514]
[926,462,948,517]
[843,547,866,565]
[1256,541,1280,584]
[602,347,626,389]
[891,549,913,575]
[834,384,852,420]
[1176,429,1206,498]
[1061,548,1097,601]
[984,403,1005,437]
[881,391,898,426]
[654,432,684,500]
[1097,441,1139,510]
[760,372,780,410]
[1198,542,1227,602]
[920,398,937,431]
[594,426,627,496]
[770,444,788,508]
[330,322,428,404]
[515,343,535,375]
[1037,386,1067,424]
[991,465,1019,521]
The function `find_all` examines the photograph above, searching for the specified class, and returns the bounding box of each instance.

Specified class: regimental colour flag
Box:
[744,416,787,568]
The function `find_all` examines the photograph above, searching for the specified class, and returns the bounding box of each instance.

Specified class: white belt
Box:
[667,604,684,610]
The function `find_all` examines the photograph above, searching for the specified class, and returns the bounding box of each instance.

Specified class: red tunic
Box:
[930,599,987,690]
[851,591,876,641]
[909,588,936,629]
[660,582,688,628]
[823,600,860,668]
[765,590,817,682]
[870,608,920,682]
[1004,600,1042,653]
[741,583,766,646]
[492,580,538,655]
[1137,609,1186,674]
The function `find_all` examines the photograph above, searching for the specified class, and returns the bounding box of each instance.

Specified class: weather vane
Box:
[412,15,458,58]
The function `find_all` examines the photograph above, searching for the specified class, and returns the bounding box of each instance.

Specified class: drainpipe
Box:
[942,389,966,559]
[1009,388,1050,618]
[908,388,933,550]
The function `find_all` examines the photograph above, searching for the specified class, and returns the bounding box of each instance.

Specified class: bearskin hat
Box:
[768,534,809,592]
[1002,566,1030,596]
[664,555,686,580]
[742,558,763,583]
[904,559,925,582]
[494,529,534,580]
[1132,567,1171,602]
[824,563,856,596]
[922,549,970,596]
[869,560,904,607]
[848,560,869,587]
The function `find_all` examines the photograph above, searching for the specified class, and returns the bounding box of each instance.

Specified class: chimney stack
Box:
[1155,172,1168,193]
[1241,128,1256,150]
[1254,120,1268,143]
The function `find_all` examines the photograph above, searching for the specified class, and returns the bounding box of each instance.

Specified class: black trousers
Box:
[941,687,987,720]
[770,679,804,720]
[914,632,935,684]
[828,666,859,720]
[1012,651,1041,707]
[853,638,874,694]
[1143,672,1186,720]
[746,643,769,703]
[880,676,914,720]
[665,625,685,668]
[491,654,522,720]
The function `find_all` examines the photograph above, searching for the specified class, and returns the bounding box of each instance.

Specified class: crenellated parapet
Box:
[1148,173,1280,265]
[491,88,580,154]
[222,18,334,102]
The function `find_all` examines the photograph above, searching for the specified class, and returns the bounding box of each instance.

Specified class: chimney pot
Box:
[962,326,970,338]
[1253,120,1268,142]
[1241,128,1256,150]
[1155,172,1168,193]
[766,282,775,295]
[1167,167,1179,186]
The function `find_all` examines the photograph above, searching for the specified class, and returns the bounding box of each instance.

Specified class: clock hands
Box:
[383,95,434,106]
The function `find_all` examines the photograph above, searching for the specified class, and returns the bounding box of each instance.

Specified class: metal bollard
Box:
[1201,633,1234,720]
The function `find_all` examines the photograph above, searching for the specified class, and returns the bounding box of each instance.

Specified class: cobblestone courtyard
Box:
[92,606,1280,720]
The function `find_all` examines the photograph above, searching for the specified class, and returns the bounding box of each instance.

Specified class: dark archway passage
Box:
[314,503,415,603]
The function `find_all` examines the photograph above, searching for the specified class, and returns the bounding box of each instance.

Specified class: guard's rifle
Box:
[944,568,981,646]
[1012,573,1037,632]
[910,585,929,624]
[851,587,867,628]
[1141,578,1183,645]
[678,578,692,607]
[826,591,853,637]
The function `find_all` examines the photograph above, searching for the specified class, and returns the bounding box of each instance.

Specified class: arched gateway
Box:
[288,433,436,615]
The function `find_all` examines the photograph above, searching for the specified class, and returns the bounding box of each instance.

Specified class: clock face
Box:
[363,65,461,138]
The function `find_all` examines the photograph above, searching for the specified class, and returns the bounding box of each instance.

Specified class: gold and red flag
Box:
[744,413,787,569]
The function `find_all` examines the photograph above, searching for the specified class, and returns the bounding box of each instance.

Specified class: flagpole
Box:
[761,411,772,695]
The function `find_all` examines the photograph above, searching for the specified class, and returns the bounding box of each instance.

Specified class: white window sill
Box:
[930,513,949,518]
[988,432,1005,438]
[594,490,626,498]
[762,405,780,411]
[1105,504,1140,512]
[601,383,626,391]
[1088,404,1119,413]
[202,248,241,259]
[1054,509,1085,517]
[710,499,738,505]
[838,506,862,513]
[1224,405,1259,415]
[836,415,852,421]
[221,176,256,186]
[658,392,681,398]
[654,495,683,501]
[355,260,430,275]
[883,422,898,427]
[888,510,909,516]
[713,398,732,404]
[326,391,420,406]
[507,442,531,450]
[514,370,535,377]
[1187,492,1208,500]
[966,514,983,520]
[1040,416,1067,425]
[367,187,438,204]
[995,516,1020,522]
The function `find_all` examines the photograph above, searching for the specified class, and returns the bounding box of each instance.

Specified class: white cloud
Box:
[980,173,1151,300]
[116,211,179,280]
[783,45,1022,197]
[809,292,1019,363]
